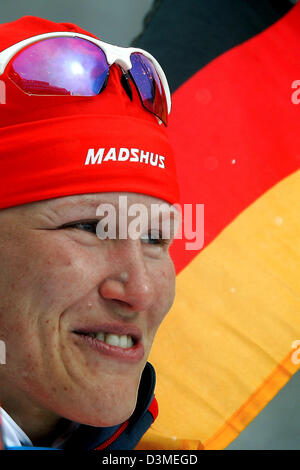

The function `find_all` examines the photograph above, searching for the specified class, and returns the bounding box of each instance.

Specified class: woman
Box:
[0,15,180,449]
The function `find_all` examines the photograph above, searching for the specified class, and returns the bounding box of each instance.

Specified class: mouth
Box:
[73,330,135,348]
[71,324,144,363]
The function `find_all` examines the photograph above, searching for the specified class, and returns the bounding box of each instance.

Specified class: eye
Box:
[141,231,169,246]
[60,220,99,234]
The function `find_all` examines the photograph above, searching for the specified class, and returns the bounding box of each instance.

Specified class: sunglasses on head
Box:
[0,32,171,126]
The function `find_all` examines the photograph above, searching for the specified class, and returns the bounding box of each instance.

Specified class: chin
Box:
[56,387,138,428]
[73,401,136,428]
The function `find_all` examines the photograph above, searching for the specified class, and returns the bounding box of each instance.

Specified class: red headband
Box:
[0,16,179,210]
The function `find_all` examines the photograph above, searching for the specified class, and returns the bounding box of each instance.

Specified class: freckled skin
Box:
[0,192,176,443]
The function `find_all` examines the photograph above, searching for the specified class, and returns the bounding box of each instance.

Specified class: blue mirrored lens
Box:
[9,37,109,96]
[129,52,167,125]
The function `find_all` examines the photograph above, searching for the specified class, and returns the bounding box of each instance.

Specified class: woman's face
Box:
[0,192,176,428]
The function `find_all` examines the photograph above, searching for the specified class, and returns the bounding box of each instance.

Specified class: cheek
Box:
[0,232,102,334]
[27,234,104,313]
[152,257,176,325]
[0,233,105,381]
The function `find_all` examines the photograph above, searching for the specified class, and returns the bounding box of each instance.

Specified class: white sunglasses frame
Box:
[0,31,171,115]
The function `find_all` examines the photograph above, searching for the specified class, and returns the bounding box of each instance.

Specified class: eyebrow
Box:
[48,196,105,212]
[46,195,176,217]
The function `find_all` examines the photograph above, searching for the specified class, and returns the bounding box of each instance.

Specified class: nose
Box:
[98,241,154,315]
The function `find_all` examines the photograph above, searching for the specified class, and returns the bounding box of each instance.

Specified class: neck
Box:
[0,389,63,446]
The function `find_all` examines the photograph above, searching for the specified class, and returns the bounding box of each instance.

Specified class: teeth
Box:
[119,335,128,348]
[105,334,120,347]
[96,332,105,341]
[94,332,134,349]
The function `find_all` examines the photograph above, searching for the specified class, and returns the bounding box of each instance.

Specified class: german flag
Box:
[133,0,300,450]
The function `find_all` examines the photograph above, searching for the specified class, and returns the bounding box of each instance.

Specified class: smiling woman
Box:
[0,16,179,450]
